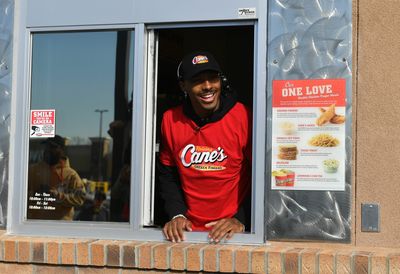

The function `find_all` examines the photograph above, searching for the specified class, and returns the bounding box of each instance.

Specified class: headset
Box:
[176,61,232,94]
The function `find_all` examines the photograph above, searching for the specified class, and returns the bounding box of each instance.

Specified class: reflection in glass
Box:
[27,30,134,222]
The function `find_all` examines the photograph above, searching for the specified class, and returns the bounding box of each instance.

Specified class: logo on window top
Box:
[192,55,209,65]
[238,7,256,18]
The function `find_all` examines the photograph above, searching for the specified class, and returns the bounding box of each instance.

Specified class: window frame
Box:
[139,21,267,243]
[8,0,267,244]
[8,24,139,239]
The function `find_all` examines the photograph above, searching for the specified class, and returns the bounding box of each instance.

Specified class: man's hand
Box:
[163,216,193,243]
[205,218,245,243]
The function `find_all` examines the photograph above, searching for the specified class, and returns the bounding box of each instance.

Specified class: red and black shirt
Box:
[158,94,252,231]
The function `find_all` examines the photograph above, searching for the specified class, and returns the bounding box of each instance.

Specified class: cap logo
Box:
[192,55,209,65]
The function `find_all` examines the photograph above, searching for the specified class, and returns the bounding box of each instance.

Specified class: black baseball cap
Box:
[178,51,221,81]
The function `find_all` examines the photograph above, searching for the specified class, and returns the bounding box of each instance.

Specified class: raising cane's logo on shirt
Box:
[180,144,227,171]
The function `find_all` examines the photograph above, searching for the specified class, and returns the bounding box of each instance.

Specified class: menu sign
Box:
[271,79,346,191]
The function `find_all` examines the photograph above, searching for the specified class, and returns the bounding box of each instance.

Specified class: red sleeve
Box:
[159,111,176,167]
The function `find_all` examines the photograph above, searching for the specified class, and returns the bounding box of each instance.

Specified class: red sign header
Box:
[272,79,346,108]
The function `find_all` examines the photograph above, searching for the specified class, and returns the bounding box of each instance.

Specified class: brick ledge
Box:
[0,233,399,273]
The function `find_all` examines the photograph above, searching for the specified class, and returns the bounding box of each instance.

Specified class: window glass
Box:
[27,30,134,222]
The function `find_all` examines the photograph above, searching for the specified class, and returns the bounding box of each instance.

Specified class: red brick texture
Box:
[218,245,236,273]
[169,243,190,271]
[284,248,302,274]
[0,235,398,273]
[318,249,335,274]
[152,243,170,270]
[186,243,207,272]
[301,248,319,274]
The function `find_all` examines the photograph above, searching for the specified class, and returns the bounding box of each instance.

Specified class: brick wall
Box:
[0,233,399,273]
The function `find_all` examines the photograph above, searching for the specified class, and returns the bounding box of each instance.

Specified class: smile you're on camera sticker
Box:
[30,109,56,138]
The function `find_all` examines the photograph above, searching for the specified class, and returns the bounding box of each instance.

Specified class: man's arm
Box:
[205,192,250,243]
[158,160,192,242]
[204,191,250,243]
[233,192,251,231]
[157,160,187,219]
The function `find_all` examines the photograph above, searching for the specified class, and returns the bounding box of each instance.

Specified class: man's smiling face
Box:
[181,71,222,118]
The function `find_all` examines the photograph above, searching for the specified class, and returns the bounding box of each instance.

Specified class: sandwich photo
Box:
[278,144,298,160]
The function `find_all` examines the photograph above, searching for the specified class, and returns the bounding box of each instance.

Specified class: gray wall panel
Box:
[266,0,352,242]
[0,0,13,226]
[27,0,135,27]
[26,0,259,27]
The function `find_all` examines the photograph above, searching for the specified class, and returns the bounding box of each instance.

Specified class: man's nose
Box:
[201,80,212,90]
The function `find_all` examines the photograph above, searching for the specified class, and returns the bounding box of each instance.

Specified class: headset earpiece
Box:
[219,73,231,94]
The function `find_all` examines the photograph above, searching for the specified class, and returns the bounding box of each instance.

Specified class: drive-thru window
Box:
[7,0,354,248]
[9,0,267,243]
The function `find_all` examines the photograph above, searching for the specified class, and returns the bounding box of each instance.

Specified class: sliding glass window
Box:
[27,30,134,223]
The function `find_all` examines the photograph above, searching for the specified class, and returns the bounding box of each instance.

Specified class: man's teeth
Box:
[201,92,214,98]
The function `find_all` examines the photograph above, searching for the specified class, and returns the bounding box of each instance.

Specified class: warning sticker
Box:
[30,109,56,138]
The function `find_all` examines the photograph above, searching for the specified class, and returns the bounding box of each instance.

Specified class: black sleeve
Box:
[233,193,251,232]
[157,160,187,220]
